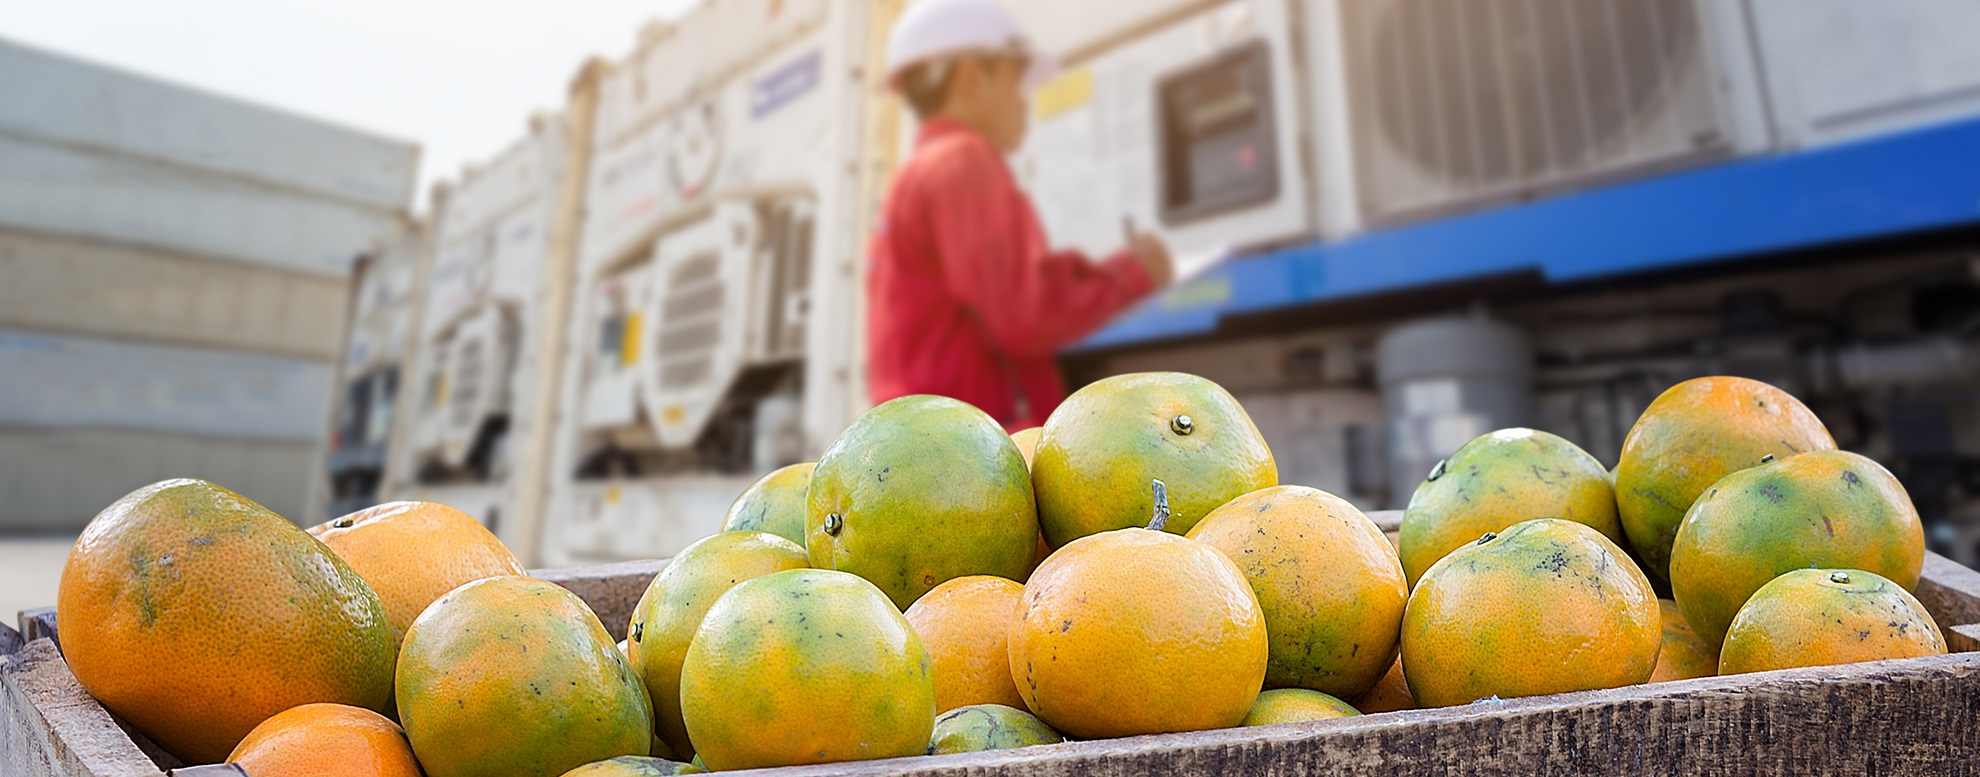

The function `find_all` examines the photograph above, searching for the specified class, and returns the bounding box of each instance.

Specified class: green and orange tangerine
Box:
[808,395,1038,609]
[625,530,809,759]
[680,569,935,770]
[1614,376,1835,582]
[1187,485,1405,699]
[1669,449,1924,648]
[1241,689,1361,726]
[397,576,652,777]
[720,463,815,548]
[1032,372,1276,547]
[1399,428,1623,588]
[1719,568,1944,675]
[1401,519,1660,708]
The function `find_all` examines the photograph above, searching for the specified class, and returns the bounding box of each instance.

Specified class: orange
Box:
[1240,689,1360,726]
[680,569,934,770]
[808,395,1038,609]
[310,500,525,643]
[397,576,652,777]
[1615,376,1835,581]
[720,463,815,548]
[58,479,396,763]
[1187,486,1405,698]
[903,575,1027,712]
[1032,372,1276,547]
[625,531,808,758]
[1401,519,1659,707]
[1719,568,1945,674]
[228,703,421,777]
[559,756,705,776]
[1399,428,1623,588]
[1669,449,1924,648]
[1010,426,1042,469]
[1351,657,1415,713]
[1650,599,1717,683]
[927,704,1064,754]
[1009,528,1267,739]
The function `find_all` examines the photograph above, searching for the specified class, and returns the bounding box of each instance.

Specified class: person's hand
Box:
[1128,231,1174,288]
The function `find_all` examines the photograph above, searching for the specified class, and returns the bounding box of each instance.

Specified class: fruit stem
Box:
[1148,480,1170,532]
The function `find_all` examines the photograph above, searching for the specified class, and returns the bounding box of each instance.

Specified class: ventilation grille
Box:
[760,200,815,359]
[1342,0,1729,223]
[449,338,484,428]
[658,252,724,390]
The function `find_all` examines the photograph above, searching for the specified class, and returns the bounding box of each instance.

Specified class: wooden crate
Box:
[9,514,1980,776]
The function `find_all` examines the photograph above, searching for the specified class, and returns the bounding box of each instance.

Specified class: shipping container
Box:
[537,0,891,566]
[0,39,418,532]
[0,227,349,360]
[371,70,604,563]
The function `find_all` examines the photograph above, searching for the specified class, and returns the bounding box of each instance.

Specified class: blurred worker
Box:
[868,0,1174,430]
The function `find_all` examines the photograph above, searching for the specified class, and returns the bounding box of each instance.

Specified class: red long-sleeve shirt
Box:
[866,119,1155,429]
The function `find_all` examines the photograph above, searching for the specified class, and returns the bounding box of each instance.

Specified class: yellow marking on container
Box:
[620,312,643,366]
[1033,67,1094,121]
[662,404,686,425]
[1163,277,1232,310]
[605,485,622,506]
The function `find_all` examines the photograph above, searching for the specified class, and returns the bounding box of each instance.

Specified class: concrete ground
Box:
[1,535,74,631]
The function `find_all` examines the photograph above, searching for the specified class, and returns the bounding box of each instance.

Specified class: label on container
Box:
[752,50,821,121]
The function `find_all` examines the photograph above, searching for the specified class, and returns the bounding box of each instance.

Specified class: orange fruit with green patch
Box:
[1188,485,1405,699]
[1031,372,1276,547]
[1399,428,1623,588]
[680,569,935,770]
[1719,568,1944,675]
[227,703,421,777]
[1669,449,1924,648]
[808,395,1038,609]
[721,463,815,548]
[310,500,526,643]
[1241,689,1360,726]
[1649,599,1718,683]
[397,576,652,777]
[1401,519,1659,707]
[626,531,808,759]
[926,704,1064,754]
[1351,656,1415,713]
[558,756,706,776]
[1615,376,1835,582]
[904,575,1028,712]
[1009,526,1267,739]
[58,479,397,764]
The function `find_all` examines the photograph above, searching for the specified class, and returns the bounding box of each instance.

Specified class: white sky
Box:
[2,0,695,210]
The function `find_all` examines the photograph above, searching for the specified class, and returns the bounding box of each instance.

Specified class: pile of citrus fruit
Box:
[51,372,1944,776]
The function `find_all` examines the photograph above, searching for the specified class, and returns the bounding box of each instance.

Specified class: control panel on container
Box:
[1157,40,1280,225]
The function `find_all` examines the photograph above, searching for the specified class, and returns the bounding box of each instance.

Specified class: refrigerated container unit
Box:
[1033,0,1980,561]
[541,0,887,565]
[325,219,428,519]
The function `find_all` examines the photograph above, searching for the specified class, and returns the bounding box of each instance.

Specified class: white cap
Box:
[884,0,1059,93]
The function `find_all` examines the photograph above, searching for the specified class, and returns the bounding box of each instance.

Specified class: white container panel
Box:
[0,39,417,210]
[0,329,334,443]
[1749,0,1980,148]
[0,135,399,277]
[0,228,350,359]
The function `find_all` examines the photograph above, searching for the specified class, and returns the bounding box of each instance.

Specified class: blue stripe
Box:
[1081,113,1980,350]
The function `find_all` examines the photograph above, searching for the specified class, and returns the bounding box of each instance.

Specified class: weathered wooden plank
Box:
[533,559,668,641]
[1,639,163,777]
[1948,623,1980,654]
[0,620,20,658]
[20,606,59,647]
[731,652,1980,777]
[1917,554,1980,631]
